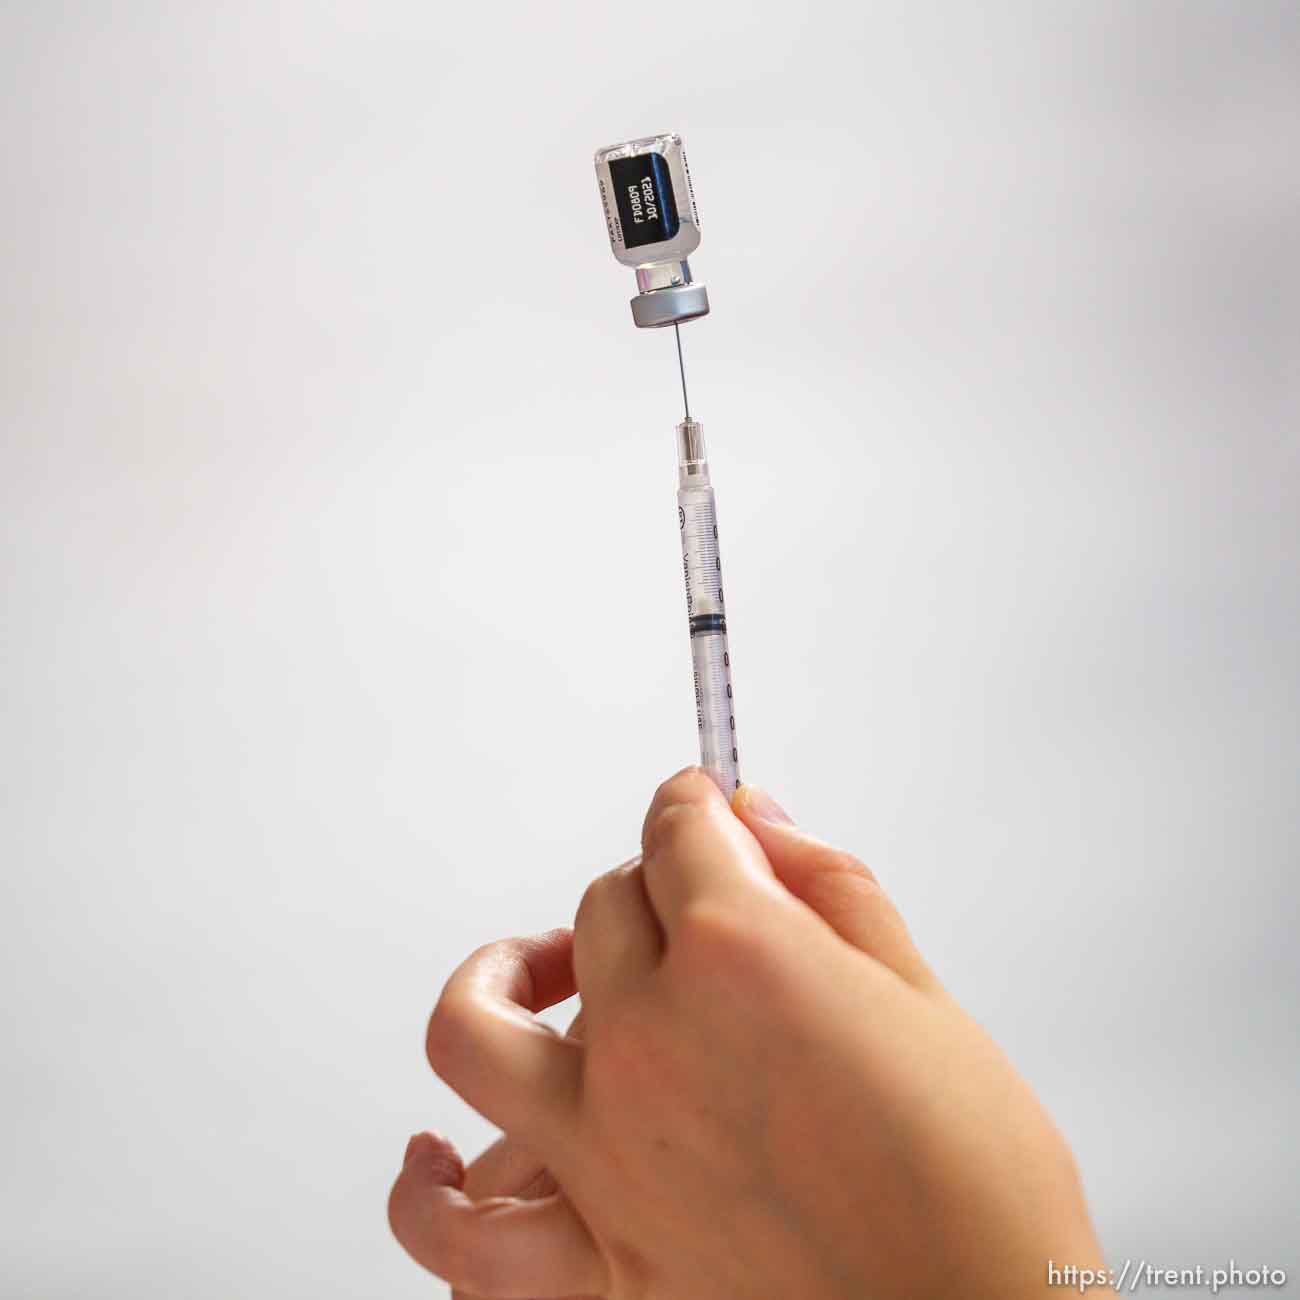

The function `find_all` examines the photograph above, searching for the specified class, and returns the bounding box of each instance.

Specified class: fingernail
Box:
[735,784,794,825]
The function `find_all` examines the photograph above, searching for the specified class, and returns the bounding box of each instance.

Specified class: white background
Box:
[3,2,1298,1295]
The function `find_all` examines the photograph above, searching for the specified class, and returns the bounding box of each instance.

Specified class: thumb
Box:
[731,785,939,993]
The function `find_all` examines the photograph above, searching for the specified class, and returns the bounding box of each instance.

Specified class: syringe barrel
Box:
[676,419,739,794]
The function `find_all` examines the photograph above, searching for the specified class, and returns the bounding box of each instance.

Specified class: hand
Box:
[389,768,1105,1299]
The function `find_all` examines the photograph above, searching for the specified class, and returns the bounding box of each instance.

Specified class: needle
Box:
[674,322,691,422]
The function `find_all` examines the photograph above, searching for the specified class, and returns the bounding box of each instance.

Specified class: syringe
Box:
[593,132,740,793]
[672,327,739,793]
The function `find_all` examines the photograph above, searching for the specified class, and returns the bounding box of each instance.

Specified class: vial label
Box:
[609,152,679,249]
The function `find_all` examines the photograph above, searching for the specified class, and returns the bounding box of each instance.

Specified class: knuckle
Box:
[574,865,618,930]
[643,767,717,841]
[801,857,895,929]
[396,1197,484,1290]
[809,844,879,888]
[575,859,642,934]
[427,936,519,1058]
[643,797,712,861]
[574,878,602,932]
[424,991,473,1078]
[655,764,716,806]
[387,1182,477,1289]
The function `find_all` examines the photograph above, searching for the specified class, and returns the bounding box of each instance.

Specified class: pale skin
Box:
[388,767,1106,1299]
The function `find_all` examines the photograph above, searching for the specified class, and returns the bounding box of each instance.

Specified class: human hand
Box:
[389,768,1104,1299]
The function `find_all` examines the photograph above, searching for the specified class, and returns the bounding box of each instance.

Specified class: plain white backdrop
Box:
[3,2,1298,1295]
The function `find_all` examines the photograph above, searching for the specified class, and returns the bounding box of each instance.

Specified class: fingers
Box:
[455,1009,583,1205]
[460,1133,557,1203]
[573,857,662,1009]
[454,1140,559,1300]
[426,929,584,1142]
[731,785,940,993]
[639,766,783,935]
[389,1131,606,1299]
